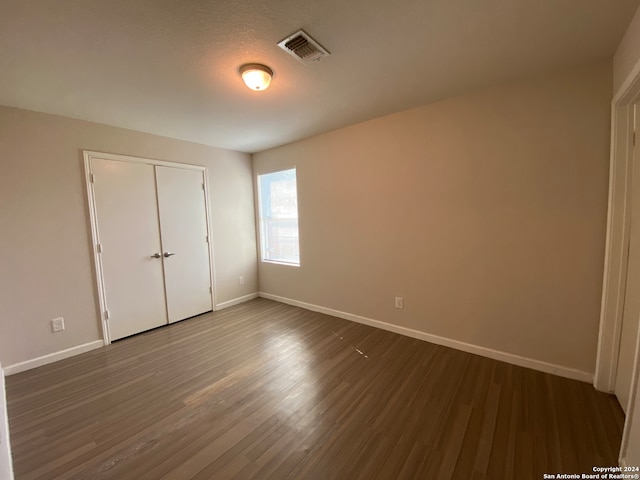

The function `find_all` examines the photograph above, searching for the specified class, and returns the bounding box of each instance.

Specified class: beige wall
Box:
[614,4,640,94]
[254,62,612,375]
[0,106,257,367]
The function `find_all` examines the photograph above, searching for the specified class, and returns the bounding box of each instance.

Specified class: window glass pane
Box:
[258,168,300,265]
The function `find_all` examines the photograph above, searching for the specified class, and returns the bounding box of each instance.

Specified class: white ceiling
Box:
[0,0,638,153]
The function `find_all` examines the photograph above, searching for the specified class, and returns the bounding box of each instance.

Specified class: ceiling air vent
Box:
[277,29,330,64]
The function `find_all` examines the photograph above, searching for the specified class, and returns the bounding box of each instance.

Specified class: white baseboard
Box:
[259,292,593,383]
[4,340,103,376]
[4,293,260,376]
[216,292,259,311]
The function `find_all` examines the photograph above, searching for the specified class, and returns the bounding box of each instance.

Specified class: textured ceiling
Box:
[0,0,638,153]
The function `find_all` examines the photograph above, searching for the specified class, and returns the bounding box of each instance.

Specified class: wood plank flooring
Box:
[6,298,624,479]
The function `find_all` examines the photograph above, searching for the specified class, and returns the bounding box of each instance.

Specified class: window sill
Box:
[261,259,300,267]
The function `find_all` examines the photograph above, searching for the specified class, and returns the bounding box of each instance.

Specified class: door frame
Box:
[595,59,640,464]
[83,150,217,345]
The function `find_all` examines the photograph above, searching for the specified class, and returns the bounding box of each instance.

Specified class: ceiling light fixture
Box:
[239,64,273,91]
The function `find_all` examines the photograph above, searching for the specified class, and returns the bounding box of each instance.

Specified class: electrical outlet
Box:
[395,297,404,309]
[51,317,65,333]
[239,276,245,285]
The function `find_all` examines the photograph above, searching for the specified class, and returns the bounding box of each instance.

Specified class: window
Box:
[257,168,300,265]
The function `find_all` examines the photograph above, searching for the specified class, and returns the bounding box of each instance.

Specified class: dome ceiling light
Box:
[239,64,273,91]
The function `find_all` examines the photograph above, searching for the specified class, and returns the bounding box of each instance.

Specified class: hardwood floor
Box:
[6,298,624,479]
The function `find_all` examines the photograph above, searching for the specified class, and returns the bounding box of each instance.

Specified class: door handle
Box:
[163,252,176,257]
[151,253,162,258]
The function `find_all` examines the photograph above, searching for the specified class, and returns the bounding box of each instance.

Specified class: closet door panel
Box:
[92,159,168,340]
[156,166,213,323]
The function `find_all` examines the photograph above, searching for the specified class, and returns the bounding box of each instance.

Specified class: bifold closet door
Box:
[155,166,212,323]
[92,159,168,340]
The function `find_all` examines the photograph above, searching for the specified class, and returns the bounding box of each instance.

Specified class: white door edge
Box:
[598,54,640,465]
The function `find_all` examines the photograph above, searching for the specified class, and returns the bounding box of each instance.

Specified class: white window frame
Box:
[257,168,300,266]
